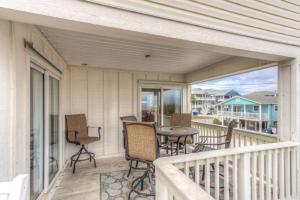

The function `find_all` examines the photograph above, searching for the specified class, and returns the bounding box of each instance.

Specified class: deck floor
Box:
[50,157,129,200]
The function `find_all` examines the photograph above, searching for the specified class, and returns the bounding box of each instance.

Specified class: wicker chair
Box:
[65,114,101,173]
[192,119,238,182]
[120,115,140,177]
[124,122,159,199]
[167,113,193,154]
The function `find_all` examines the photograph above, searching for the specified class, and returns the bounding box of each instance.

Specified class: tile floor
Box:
[50,157,129,200]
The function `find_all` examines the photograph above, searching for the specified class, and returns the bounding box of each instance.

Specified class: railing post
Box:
[238,152,251,200]
[156,169,168,200]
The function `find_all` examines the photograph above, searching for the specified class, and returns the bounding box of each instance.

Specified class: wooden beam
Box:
[185,56,276,83]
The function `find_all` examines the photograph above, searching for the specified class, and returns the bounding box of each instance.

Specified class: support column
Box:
[259,104,262,132]
[278,58,300,141]
[278,58,300,197]
[0,20,14,181]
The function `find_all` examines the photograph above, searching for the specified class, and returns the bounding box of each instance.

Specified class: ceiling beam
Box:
[185,57,276,83]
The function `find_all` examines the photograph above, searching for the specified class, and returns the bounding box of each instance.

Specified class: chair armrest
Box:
[66,130,78,143]
[197,135,227,138]
[88,126,101,140]
[195,142,228,146]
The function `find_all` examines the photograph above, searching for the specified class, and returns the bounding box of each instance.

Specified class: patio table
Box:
[157,126,199,155]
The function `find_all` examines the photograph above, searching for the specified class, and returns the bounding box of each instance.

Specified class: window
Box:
[274,105,278,111]
[253,105,259,111]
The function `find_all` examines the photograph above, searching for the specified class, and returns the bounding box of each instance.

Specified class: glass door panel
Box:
[30,68,44,200]
[163,89,181,126]
[48,77,59,183]
[141,89,161,125]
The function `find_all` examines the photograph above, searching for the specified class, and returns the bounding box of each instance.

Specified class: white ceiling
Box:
[39,26,232,74]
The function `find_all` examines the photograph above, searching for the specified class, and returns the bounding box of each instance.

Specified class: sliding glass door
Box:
[48,77,60,183]
[30,63,61,199]
[140,86,182,126]
[141,89,161,125]
[163,89,181,126]
[30,68,45,200]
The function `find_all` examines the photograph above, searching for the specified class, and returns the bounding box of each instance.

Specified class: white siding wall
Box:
[0,19,67,181]
[67,66,185,158]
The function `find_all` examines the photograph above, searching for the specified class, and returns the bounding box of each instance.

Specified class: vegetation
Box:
[207,107,215,115]
[213,118,222,125]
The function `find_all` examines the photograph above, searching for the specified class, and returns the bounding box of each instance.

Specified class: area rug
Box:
[100,170,154,200]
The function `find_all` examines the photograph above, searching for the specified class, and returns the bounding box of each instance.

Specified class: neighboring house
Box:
[192,89,240,114]
[216,91,277,133]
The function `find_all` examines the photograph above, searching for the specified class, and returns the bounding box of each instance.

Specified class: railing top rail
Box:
[155,142,299,165]
[191,121,278,139]
[155,163,214,200]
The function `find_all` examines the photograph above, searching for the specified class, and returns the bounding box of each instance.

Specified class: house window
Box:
[253,105,259,111]
[274,105,278,111]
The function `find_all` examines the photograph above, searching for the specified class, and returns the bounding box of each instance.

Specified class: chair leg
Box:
[127,160,132,177]
[135,161,139,168]
[128,163,155,199]
[176,142,180,155]
[201,165,205,181]
[73,146,84,173]
[70,145,97,173]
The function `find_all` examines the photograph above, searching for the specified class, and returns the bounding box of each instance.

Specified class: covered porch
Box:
[0,1,300,200]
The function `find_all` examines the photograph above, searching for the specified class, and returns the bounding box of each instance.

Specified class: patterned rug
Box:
[100,170,154,200]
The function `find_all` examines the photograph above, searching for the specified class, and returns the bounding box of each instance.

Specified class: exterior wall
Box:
[67,66,186,159]
[0,19,67,181]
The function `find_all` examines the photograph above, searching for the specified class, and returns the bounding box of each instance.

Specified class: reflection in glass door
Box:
[163,89,181,126]
[48,77,59,183]
[141,89,161,125]
[30,68,44,200]
[141,87,182,126]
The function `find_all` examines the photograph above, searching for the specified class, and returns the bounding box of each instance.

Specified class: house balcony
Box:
[217,111,270,121]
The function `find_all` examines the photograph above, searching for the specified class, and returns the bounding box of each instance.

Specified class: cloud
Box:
[192,67,278,94]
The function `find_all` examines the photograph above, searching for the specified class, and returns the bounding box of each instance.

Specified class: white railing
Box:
[0,174,29,200]
[192,122,278,148]
[218,111,269,120]
[154,142,299,200]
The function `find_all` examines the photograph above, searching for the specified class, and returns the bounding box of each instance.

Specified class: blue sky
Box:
[192,67,278,95]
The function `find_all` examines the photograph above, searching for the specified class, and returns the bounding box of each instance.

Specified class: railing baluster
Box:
[224,156,229,200]
[284,148,291,199]
[195,160,200,185]
[205,159,210,194]
[291,147,297,198]
[185,162,190,177]
[214,157,219,200]
[156,171,169,199]
[232,155,238,200]
[279,149,285,200]
[266,150,271,200]
[259,151,265,200]
[238,153,251,200]
[168,192,173,200]
[252,152,257,200]
[272,149,278,200]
